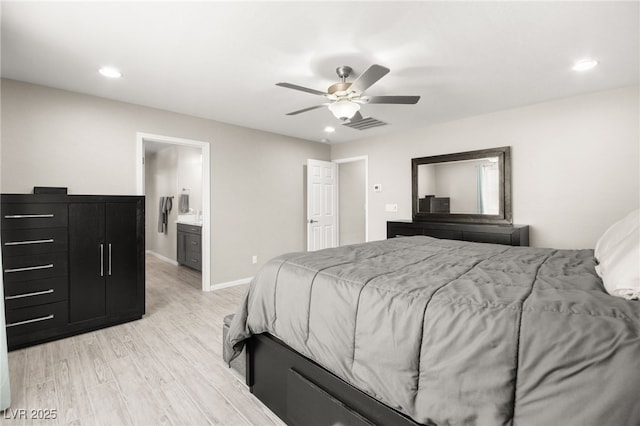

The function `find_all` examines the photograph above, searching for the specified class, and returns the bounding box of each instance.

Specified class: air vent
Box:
[342,116,387,131]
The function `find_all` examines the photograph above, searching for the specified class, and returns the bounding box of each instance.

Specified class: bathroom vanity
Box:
[176,218,202,271]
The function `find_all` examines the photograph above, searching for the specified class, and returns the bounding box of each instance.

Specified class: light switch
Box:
[373,184,382,192]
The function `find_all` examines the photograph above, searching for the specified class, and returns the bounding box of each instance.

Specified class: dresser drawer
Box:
[2,227,68,257]
[184,254,202,271]
[462,231,512,245]
[2,203,68,230]
[2,252,68,283]
[5,301,68,339]
[423,229,464,241]
[177,223,201,235]
[387,225,424,237]
[4,276,68,310]
[185,233,201,250]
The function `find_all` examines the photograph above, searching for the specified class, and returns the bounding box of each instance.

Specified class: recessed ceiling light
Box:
[99,66,122,78]
[572,59,598,72]
[324,126,335,133]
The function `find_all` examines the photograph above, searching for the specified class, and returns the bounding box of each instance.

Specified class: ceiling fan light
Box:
[328,100,360,120]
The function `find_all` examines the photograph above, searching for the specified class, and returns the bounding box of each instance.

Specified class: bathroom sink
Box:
[176,214,202,226]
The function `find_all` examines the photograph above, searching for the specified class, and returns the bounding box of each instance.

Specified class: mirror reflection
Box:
[417,157,500,215]
[411,146,511,224]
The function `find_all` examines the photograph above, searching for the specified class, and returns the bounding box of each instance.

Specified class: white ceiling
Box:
[2,1,638,144]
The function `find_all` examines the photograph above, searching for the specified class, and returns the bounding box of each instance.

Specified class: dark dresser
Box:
[1,194,145,350]
[387,220,529,246]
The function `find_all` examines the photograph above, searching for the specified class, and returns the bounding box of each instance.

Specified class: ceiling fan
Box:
[276,64,420,123]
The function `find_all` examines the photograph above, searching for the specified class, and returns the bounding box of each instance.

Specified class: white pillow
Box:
[594,209,640,300]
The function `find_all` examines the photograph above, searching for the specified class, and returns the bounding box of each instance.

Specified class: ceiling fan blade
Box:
[349,64,390,94]
[366,95,420,104]
[276,82,327,96]
[286,104,326,115]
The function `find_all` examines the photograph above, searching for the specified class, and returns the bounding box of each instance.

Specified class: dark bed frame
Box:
[246,333,423,426]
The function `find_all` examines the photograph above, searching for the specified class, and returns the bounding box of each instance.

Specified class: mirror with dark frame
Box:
[412,146,512,224]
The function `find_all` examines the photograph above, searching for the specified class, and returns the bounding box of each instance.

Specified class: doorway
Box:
[306,156,368,251]
[135,133,211,291]
[335,156,368,246]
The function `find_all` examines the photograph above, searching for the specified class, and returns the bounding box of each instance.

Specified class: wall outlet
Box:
[385,203,398,212]
[252,255,258,264]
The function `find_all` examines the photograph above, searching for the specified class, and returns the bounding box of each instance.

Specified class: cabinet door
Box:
[177,231,186,265]
[105,202,140,317]
[69,203,106,323]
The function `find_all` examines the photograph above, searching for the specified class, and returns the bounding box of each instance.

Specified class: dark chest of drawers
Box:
[387,220,530,246]
[1,194,145,350]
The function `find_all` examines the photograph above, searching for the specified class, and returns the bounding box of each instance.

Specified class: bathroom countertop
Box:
[175,214,202,226]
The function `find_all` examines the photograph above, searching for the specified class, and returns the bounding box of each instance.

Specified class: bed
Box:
[225,227,640,425]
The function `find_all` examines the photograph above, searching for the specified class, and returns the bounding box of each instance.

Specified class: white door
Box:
[307,159,338,251]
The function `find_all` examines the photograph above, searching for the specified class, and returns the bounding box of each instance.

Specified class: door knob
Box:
[308,219,318,224]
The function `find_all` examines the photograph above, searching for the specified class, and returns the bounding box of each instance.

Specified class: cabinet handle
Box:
[100,244,104,277]
[7,314,54,328]
[4,214,54,219]
[191,241,197,245]
[4,264,54,273]
[108,243,112,276]
[5,289,54,300]
[5,238,55,246]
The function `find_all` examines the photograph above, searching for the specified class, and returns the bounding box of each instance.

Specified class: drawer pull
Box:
[5,289,54,300]
[4,214,55,219]
[4,264,54,273]
[4,239,55,246]
[191,241,197,245]
[6,314,54,328]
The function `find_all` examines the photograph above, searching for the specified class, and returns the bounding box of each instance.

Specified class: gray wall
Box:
[146,150,173,260]
[331,86,640,249]
[338,160,366,246]
[432,161,481,214]
[0,79,330,284]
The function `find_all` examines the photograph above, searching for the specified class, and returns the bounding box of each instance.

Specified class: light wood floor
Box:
[2,255,284,426]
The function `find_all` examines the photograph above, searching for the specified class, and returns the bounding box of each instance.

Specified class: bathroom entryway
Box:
[136,133,211,291]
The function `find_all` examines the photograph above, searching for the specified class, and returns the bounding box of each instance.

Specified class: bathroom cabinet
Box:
[177,223,202,271]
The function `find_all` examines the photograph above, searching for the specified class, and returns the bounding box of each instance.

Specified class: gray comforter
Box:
[225,236,640,426]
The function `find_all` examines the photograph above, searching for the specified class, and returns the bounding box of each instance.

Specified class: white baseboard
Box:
[146,250,179,266]
[208,277,252,292]
[146,251,251,292]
